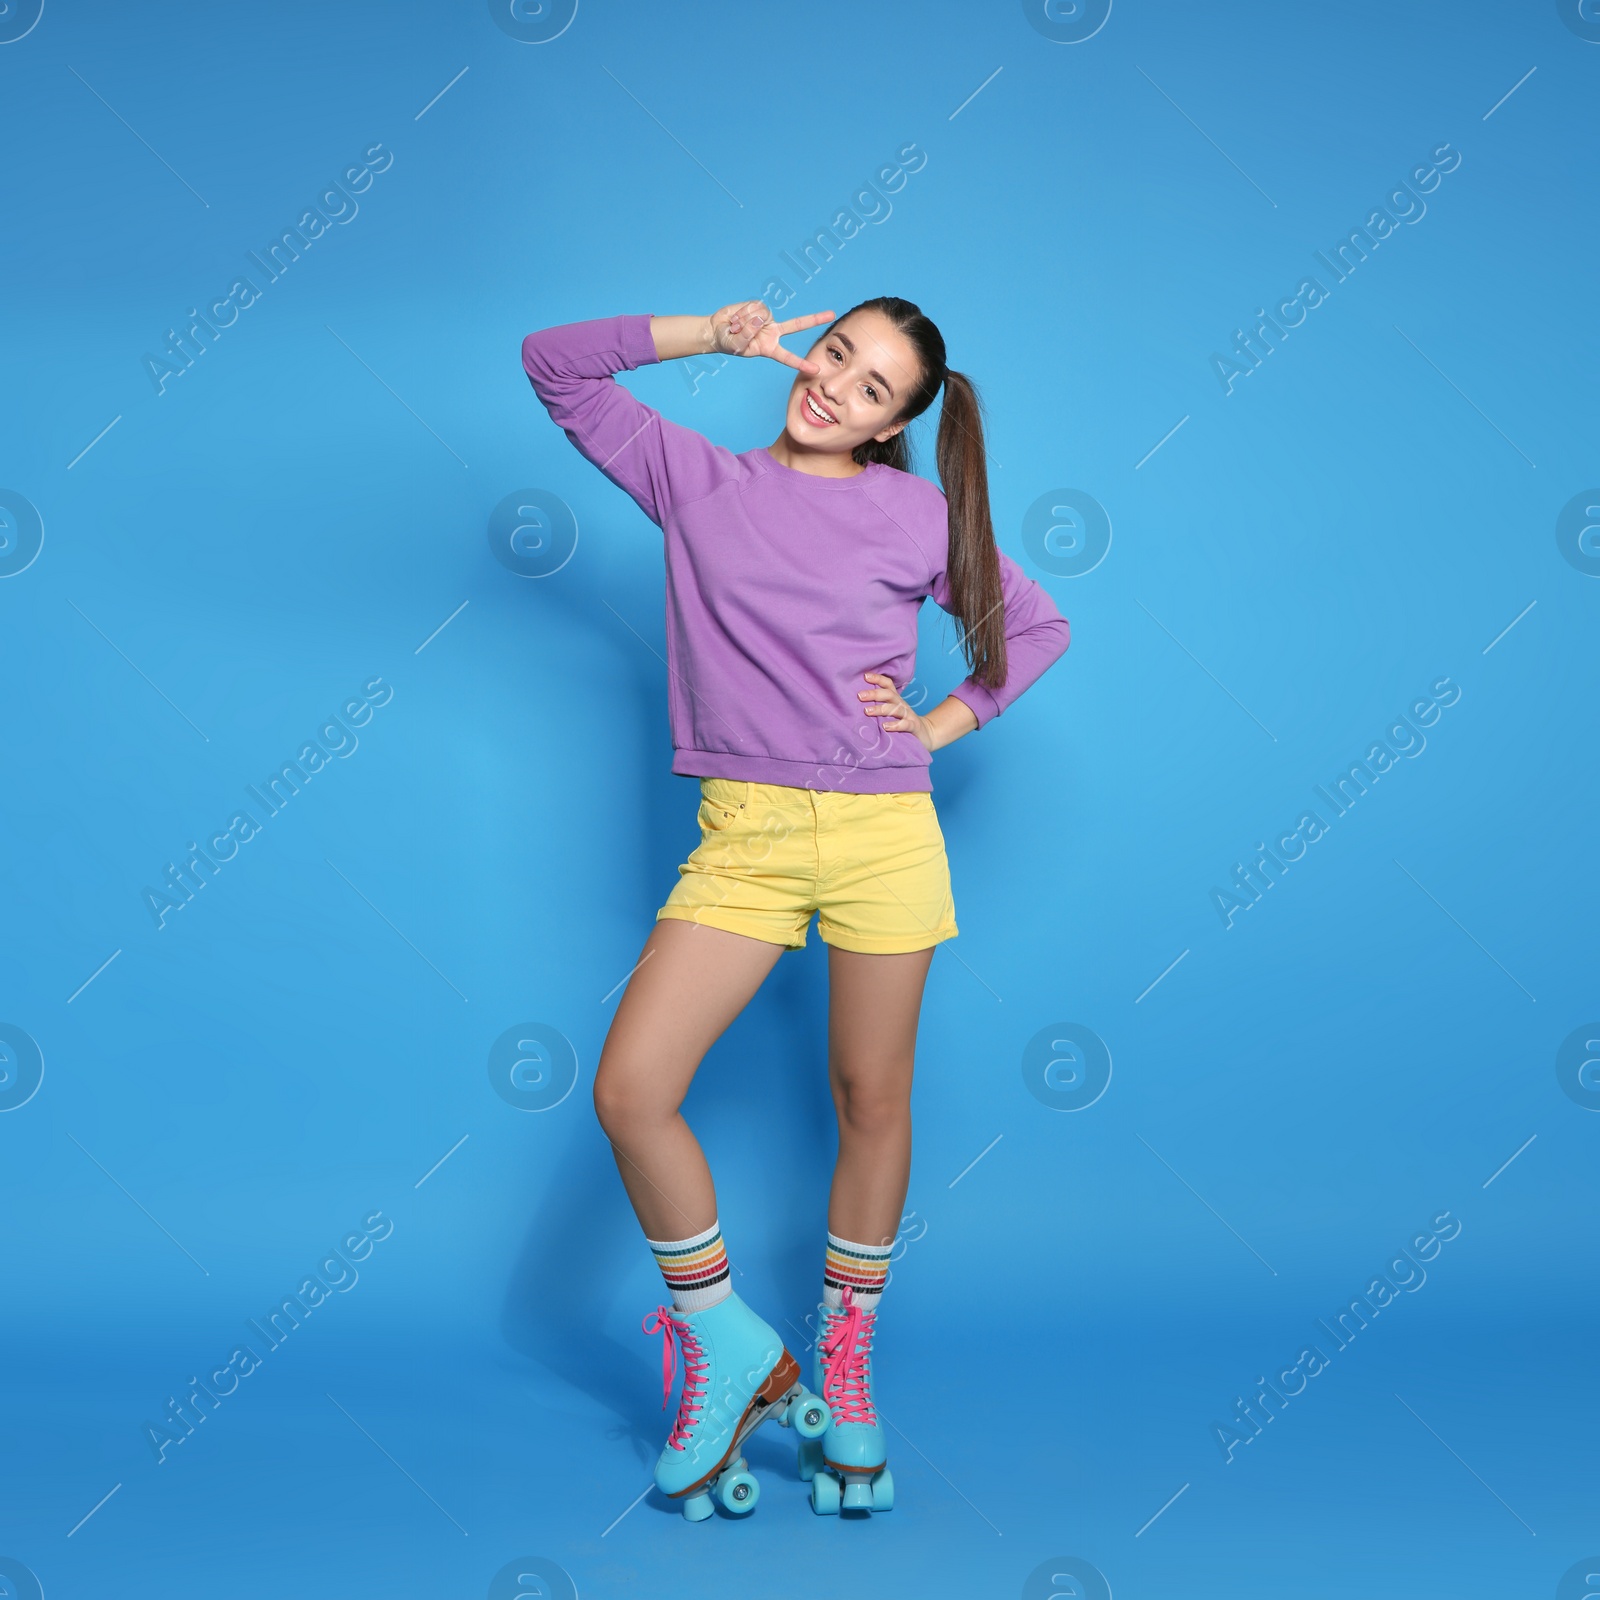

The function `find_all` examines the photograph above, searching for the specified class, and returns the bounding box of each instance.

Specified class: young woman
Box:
[521,298,1070,1520]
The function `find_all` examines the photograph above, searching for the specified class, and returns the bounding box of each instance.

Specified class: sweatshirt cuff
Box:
[949,680,1000,729]
[620,313,660,369]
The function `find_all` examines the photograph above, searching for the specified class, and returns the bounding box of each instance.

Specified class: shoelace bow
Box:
[820,1286,878,1425]
[641,1305,708,1451]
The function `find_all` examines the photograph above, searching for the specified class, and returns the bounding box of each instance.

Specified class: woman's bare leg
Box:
[592,918,784,1241]
[824,945,936,1249]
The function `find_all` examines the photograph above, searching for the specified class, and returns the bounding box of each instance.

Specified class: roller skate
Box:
[641,1291,827,1521]
[800,1286,894,1514]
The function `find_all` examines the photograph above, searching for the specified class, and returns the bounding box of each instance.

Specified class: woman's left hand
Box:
[859,672,935,752]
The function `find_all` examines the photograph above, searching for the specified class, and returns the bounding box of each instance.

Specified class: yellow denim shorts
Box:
[656,778,958,954]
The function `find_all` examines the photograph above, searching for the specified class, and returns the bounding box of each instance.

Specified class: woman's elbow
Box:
[1039,614,1071,661]
[520,331,546,383]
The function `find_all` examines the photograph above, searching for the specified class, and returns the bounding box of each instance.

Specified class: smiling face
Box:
[779,309,925,462]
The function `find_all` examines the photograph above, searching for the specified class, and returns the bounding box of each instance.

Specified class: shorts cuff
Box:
[656,905,806,949]
[817,923,959,955]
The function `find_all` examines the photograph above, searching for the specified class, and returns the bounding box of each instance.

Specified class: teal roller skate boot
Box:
[641,1292,827,1522]
[802,1286,893,1514]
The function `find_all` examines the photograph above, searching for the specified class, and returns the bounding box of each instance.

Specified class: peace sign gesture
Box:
[708,301,836,375]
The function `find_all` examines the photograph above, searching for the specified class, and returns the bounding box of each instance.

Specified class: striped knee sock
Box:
[646,1220,731,1312]
[822,1231,892,1310]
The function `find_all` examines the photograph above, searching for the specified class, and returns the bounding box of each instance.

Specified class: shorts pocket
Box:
[889,790,931,810]
[698,779,751,831]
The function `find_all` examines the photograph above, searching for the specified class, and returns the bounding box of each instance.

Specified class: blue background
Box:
[2,2,1596,1596]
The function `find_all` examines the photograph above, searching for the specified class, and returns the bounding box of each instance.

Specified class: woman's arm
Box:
[922,694,981,750]
[520,303,835,527]
[936,550,1070,728]
[648,315,717,361]
[863,549,1070,749]
[521,314,731,527]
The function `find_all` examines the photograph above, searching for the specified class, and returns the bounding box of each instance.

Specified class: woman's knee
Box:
[832,1071,912,1140]
[593,1053,678,1135]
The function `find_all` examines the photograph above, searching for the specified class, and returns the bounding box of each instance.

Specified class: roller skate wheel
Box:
[682,1490,714,1522]
[842,1478,873,1511]
[717,1469,760,1514]
[810,1470,842,1515]
[871,1466,894,1511]
[789,1392,828,1439]
[797,1437,824,1483]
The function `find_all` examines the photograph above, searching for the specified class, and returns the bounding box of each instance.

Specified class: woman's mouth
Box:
[801,389,837,427]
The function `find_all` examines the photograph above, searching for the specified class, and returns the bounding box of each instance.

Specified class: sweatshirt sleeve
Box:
[932,547,1071,728]
[520,313,736,529]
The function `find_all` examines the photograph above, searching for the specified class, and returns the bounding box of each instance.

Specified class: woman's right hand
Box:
[707,301,836,374]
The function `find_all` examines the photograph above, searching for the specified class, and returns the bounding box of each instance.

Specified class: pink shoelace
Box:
[820,1286,878,1426]
[642,1305,708,1451]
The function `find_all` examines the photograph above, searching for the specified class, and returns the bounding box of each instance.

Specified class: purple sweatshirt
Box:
[521,314,1070,794]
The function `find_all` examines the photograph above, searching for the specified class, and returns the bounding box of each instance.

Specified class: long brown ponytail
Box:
[843,297,1007,690]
